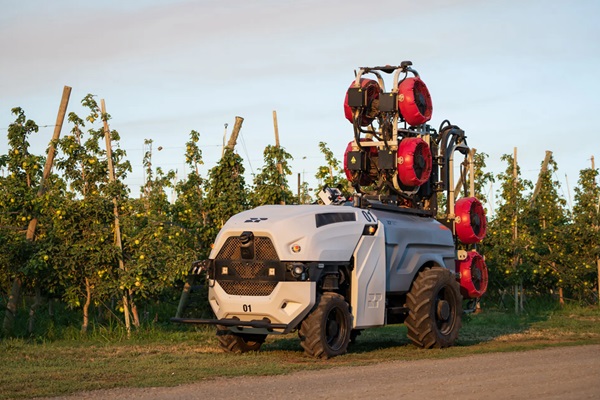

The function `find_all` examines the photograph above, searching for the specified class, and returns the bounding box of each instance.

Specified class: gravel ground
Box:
[47,344,600,400]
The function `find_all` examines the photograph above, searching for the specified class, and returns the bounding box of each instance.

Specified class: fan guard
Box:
[398,77,433,126]
[456,250,488,299]
[397,137,432,187]
[455,197,487,244]
[343,79,381,126]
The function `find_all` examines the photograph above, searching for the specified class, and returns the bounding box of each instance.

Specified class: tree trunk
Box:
[82,278,92,333]
[27,286,42,335]
[130,301,140,327]
[558,287,565,305]
[3,278,22,335]
[176,276,196,318]
[48,298,54,317]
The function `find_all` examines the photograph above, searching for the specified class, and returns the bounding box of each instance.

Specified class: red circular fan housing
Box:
[397,137,432,187]
[343,140,378,186]
[398,77,433,126]
[455,197,487,244]
[344,78,381,126]
[456,251,488,299]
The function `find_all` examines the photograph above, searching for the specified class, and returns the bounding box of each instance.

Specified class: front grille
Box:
[220,281,278,296]
[215,235,280,296]
[230,262,263,279]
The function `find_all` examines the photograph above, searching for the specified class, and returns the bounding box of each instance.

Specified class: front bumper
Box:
[205,280,316,334]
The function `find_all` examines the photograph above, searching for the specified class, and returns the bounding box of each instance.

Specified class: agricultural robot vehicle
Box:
[172,62,489,358]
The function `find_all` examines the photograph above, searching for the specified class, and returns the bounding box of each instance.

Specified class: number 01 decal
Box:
[243,304,252,312]
[362,210,377,223]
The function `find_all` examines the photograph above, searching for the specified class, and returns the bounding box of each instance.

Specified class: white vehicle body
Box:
[203,203,455,335]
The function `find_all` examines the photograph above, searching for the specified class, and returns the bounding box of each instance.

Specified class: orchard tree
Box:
[566,166,600,301]
[50,95,132,332]
[203,149,249,243]
[482,153,533,291]
[0,108,45,335]
[251,145,296,206]
[522,155,569,297]
[173,130,209,258]
[120,197,193,325]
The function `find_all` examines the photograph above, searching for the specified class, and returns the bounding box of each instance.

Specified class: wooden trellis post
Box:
[100,99,132,334]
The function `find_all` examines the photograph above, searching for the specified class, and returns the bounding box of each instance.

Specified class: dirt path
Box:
[52,344,600,399]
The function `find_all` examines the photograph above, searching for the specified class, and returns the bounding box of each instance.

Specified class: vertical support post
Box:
[469,148,476,198]
[514,284,519,314]
[593,156,600,306]
[101,99,131,335]
[273,110,285,205]
[448,151,456,218]
[28,86,72,237]
[221,123,228,158]
[529,151,552,206]
[513,147,520,313]
[225,117,244,152]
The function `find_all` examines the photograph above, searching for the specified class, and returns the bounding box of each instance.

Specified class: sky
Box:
[1,0,599,214]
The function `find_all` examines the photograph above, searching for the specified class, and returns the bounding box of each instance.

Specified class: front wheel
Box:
[216,325,266,353]
[299,293,352,358]
[405,266,462,348]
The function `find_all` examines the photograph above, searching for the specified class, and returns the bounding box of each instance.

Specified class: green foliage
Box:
[203,149,250,242]
[521,155,570,293]
[470,152,495,204]
[251,145,296,206]
[0,108,44,301]
[173,130,209,258]
[315,141,350,198]
[483,153,534,287]
[562,166,600,301]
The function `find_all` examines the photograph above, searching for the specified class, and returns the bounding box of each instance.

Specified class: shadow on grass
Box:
[260,297,564,356]
[260,324,414,357]
[455,296,562,347]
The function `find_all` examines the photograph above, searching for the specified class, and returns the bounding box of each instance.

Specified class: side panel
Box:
[351,221,386,329]
[370,209,456,294]
[385,244,455,292]
[208,280,315,335]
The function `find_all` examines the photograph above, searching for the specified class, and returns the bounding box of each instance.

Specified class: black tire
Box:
[298,293,352,358]
[405,266,462,349]
[216,325,266,353]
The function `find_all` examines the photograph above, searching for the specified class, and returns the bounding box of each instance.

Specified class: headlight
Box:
[289,263,308,281]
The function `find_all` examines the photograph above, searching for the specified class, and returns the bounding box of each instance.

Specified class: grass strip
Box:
[1,304,598,399]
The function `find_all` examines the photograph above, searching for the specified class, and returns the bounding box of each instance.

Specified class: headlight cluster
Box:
[288,263,308,281]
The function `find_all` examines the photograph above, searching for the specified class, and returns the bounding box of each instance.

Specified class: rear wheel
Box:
[299,293,352,358]
[216,325,266,353]
[405,266,462,348]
